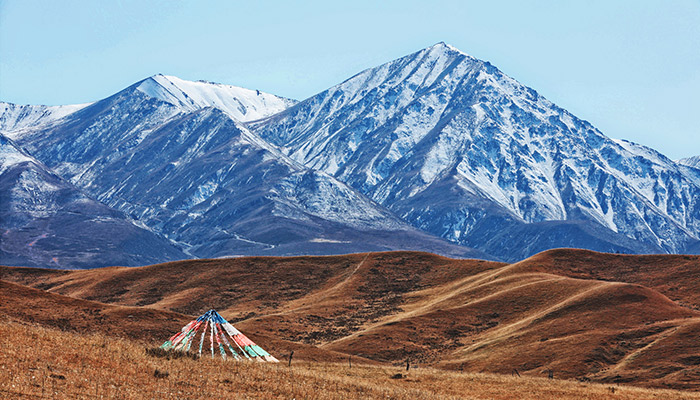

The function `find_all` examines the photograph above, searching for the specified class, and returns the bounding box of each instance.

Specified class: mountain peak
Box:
[7,42,700,268]
[135,74,297,122]
[424,41,472,58]
[426,41,449,49]
[252,43,700,259]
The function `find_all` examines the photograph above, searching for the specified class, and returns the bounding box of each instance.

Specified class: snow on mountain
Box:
[6,44,699,265]
[1,71,296,143]
[678,155,700,169]
[252,42,700,259]
[135,74,297,122]
[0,101,89,139]
[612,139,674,166]
[0,134,33,174]
[15,86,483,262]
[0,134,187,268]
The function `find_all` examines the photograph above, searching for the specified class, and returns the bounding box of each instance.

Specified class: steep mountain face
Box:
[0,134,187,268]
[252,42,700,260]
[15,83,483,262]
[0,101,89,139]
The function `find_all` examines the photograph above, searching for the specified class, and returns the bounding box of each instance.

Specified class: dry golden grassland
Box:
[2,321,700,399]
[6,251,700,390]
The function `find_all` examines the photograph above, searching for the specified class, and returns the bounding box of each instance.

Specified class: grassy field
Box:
[3,320,700,400]
[6,251,700,390]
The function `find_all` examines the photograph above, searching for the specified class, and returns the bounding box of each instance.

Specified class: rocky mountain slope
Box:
[0,134,187,267]
[2,43,699,267]
[5,78,481,266]
[252,42,700,260]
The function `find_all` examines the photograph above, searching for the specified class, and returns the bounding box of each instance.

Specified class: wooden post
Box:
[348,355,352,368]
[288,350,294,367]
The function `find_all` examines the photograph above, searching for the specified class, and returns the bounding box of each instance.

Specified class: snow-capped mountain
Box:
[4,43,699,267]
[678,155,700,170]
[135,74,297,121]
[0,101,89,139]
[252,42,700,259]
[0,133,187,268]
[11,79,483,265]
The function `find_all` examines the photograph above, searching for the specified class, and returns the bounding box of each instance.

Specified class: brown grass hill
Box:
[6,321,700,400]
[0,279,375,364]
[505,248,700,310]
[0,252,504,320]
[3,250,700,390]
[0,279,188,341]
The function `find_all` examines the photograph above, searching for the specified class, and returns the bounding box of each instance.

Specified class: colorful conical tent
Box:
[160,309,278,362]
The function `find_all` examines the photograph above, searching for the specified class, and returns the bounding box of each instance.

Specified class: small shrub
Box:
[153,369,169,379]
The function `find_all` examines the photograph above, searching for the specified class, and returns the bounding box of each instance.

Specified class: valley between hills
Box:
[3,248,700,397]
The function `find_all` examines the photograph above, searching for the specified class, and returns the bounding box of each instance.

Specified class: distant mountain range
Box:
[2,43,698,268]
[679,155,700,170]
[0,134,186,267]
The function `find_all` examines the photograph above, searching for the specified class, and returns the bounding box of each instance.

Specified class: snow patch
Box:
[136,74,296,122]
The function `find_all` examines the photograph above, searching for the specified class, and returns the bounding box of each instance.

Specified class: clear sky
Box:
[1,0,698,159]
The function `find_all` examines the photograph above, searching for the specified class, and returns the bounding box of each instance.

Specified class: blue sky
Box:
[1,0,698,159]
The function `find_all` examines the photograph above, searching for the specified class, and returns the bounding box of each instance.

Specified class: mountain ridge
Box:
[0,101,90,139]
[2,42,699,267]
[6,82,485,266]
[135,73,298,122]
[679,155,700,170]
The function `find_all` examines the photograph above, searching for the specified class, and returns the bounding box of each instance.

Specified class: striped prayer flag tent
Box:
[160,309,278,362]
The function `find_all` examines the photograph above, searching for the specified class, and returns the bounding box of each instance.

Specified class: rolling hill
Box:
[3,249,700,390]
[7,320,698,400]
[0,278,374,365]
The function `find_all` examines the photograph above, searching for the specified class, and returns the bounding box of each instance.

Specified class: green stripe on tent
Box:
[218,343,227,358]
[158,309,278,362]
[244,345,258,358]
[251,345,270,357]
